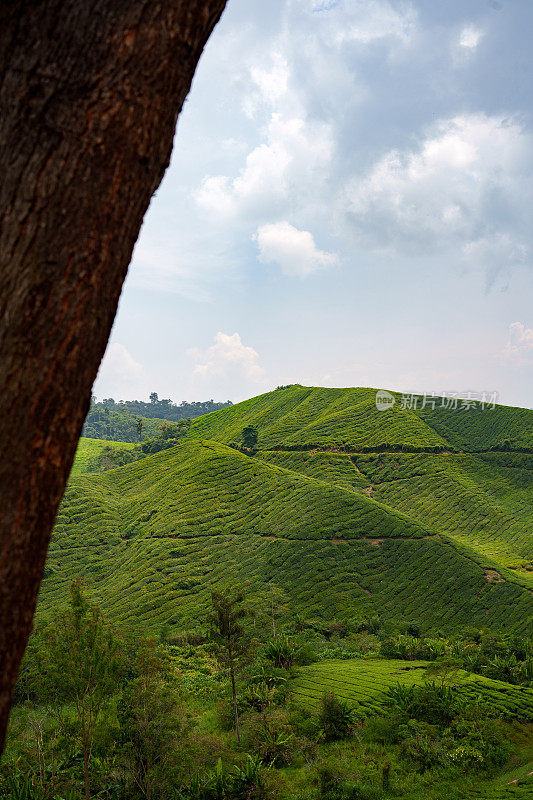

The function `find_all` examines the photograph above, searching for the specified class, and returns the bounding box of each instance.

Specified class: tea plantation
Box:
[257,449,533,582]
[38,386,533,635]
[69,437,136,475]
[188,385,533,451]
[291,658,533,720]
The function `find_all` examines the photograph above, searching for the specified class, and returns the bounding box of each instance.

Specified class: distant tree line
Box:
[86,421,193,472]
[82,395,232,442]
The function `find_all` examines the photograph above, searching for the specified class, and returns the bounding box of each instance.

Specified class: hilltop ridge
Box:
[188,385,533,452]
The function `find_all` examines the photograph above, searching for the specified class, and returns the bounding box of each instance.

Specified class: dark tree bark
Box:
[0,0,227,753]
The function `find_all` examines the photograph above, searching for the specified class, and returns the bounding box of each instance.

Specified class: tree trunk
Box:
[0,0,227,754]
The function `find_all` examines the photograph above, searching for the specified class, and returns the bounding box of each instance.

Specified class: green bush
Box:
[318,693,360,742]
[316,768,385,800]
[264,637,297,670]
[384,682,465,727]
[363,715,401,746]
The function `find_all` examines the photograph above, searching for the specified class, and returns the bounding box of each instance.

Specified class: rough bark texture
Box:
[0,0,227,753]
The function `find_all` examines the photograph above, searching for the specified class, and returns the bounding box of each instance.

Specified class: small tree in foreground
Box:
[319,692,359,742]
[117,639,184,800]
[210,589,248,744]
[33,581,123,800]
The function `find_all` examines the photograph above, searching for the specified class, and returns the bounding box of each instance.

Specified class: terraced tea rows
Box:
[256,450,370,492]
[351,452,533,576]
[70,437,136,476]
[291,658,533,720]
[188,385,533,452]
[42,531,533,634]
[39,386,533,636]
[40,437,533,634]
[255,449,533,584]
[57,440,431,543]
[190,386,449,450]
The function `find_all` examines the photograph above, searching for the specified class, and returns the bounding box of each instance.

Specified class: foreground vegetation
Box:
[4,584,533,800]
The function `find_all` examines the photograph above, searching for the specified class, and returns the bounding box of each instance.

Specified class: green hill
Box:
[39,387,533,636]
[188,385,533,452]
[257,449,533,579]
[70,437,136,475]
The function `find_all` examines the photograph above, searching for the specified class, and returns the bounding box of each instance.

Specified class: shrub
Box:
[244,708,295,766]
[398,720,447,772]
[264,637,297,670]
[384,682,465,727]
[316,769,385,800]
[447,717,512,772]
[295,641,318,665]
[363,715,401,746]
[318,693,360,742]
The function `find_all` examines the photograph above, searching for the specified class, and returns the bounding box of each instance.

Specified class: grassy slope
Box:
[257,450,533,581]
[70,437,136,476]
[353,452,533,571]
[189,385,533,451]
[41,428,533,634]
[291,657,533,719]
[189,387,448,449]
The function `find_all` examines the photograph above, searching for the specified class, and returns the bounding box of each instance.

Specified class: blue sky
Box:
[94,0,533,408]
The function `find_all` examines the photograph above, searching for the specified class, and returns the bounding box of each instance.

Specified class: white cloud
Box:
[459,25,483,50]
[192,332,266,383]
[501,322,533,365]
[93,343,144,400]
[196,112,332,220]
[462,234,528,286]
[247,52,289,113]
[324,0,418,47]
[254,221,338,277]
[452,24,484,67]
[345,113,532,266]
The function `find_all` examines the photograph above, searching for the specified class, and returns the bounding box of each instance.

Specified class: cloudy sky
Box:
[94,0,533,408]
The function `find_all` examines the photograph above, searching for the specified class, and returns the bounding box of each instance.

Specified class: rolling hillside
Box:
[258,449,533,578]
[189,385,533,451]
[39,386,533,636]
[70,437,136,476]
